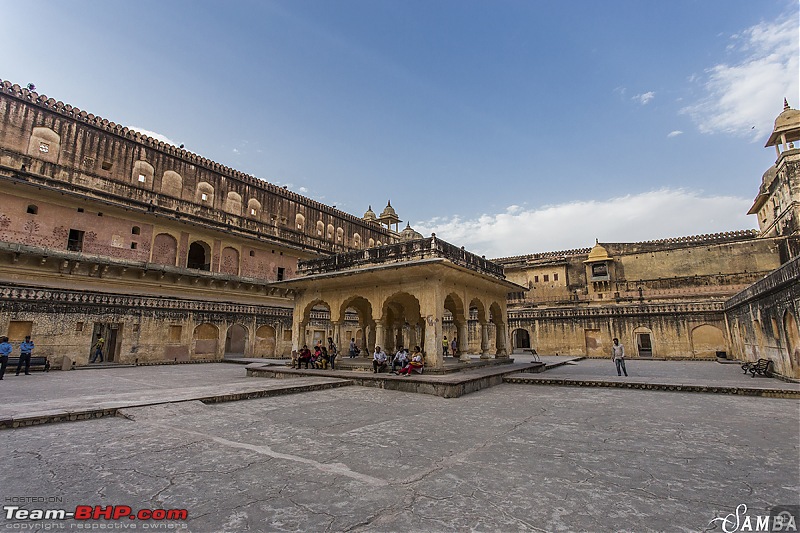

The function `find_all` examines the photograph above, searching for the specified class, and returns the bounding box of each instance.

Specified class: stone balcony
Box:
[297,235,506,280]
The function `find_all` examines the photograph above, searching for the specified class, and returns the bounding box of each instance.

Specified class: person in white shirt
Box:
[372,346,388,373]
[611,338,627,377]
[390,347,409,374]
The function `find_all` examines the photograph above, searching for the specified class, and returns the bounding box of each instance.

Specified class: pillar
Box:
[458,322,470,361]
[375,321,386,352]
[496,322,509,358]
[480,322,490,359]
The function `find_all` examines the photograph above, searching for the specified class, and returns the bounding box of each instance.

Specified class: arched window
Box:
[161,171,183,197]
[187,241,211,271]
[295,213,305,231]
[26,205,38,215]
[132,160,154,187]
[247,199,261,218]
[316,220,325,236]
[224,192,242,216]
[131,226,141,235]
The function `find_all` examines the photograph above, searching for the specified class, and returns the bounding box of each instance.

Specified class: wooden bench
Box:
[7,356,50,372]
[741,358,772,378]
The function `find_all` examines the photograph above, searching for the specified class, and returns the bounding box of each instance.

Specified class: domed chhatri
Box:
[377,200,401,232]
[400,222,423,241]
[362,205,377,222]
[766,98,800,154]
[584,239,610,263]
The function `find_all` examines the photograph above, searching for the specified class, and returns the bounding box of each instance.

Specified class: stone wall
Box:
[724,256,800,379]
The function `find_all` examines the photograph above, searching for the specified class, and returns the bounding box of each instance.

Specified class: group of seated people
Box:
[293,338,338,369]
[372,345,424,375]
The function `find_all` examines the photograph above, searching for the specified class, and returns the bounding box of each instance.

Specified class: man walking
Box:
[16,335,34,376]
[612,337,627,377]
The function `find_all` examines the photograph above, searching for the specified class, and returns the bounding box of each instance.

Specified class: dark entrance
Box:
[187,241,210,270]
[636,333,653,357]
[90,323,122,362]
[513,328,531,351]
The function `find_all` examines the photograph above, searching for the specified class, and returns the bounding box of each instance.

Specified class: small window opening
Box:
[544,275,549,282]
[201,193,208,201]
[75,322,84,332]
[131,226,140,235]
[138,174,146,183]
[26,205,38,215]
[277,267,285,281]
[39,142,50,153]
[534,275,539,282]
[249,250,255,257]
[250,208,257,216]
[101,161,113,171]
[97,212,103,217]
[554,273,559,281]
[77,208,84,213]
[67,229,85,252]
[130,242,138,250]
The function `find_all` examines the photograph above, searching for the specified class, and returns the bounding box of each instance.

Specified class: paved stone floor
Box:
[1,363,798,532]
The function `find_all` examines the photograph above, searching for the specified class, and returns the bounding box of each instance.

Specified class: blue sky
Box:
[2,0,797,257]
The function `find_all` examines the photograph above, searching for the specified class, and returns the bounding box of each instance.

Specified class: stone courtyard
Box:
[0,361,798,532]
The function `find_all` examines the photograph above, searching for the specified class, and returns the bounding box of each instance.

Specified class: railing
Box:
[298,235,506,279]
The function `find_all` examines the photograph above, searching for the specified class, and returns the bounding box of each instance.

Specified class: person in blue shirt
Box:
[16,335,34,376]
[0,336,12,380]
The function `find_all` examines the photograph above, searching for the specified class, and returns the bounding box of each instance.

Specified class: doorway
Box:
[636,333,653,357]
[91,323,122,362]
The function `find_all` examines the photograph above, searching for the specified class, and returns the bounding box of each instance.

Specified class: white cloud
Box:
[667,130,683,138]
[298,186,309,194]
[128,126,177,146]
[682,15,799,140]
[232,148,240,154]
[633,91,656,105]
[414,189,756,258]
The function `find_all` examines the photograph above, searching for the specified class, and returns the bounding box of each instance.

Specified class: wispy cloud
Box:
[128,126,177,146]
[667,130,683,138]
[633,91,655,105]
[415,189,756,258]
[682,14,799,140]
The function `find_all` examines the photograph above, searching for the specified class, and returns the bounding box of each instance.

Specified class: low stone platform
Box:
[0,375,352,429]
[246,361,542,398]
[503,358,800,399]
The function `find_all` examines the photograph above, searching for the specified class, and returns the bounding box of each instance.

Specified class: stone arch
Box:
[187,240,211,270]
[132,160,154,187]
[298,299,333,350]
[783,311,800,368]
[152,233,178,266]
[224,191,242,216]
[512,328,531,350]
[196,181,215,205]
[316,220,325,237]
[255,325,276,357]
[633,326,654,357]
[161,171,183,197]
[225,324,248,356]
[295,213,305,232]
[336,227,344,244]
[27,126,60,163]
[247,198,261,218]
[368,238,375,247]
[690,324,726,359]
[353,233,361,248]
[444,292,467,356]
[339,295,375,354]
[327,224,335,240]
[192,323,219,356]
[380,292,423,353]
[220,246,240,275]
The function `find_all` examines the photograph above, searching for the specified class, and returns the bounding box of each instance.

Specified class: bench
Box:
[6,356,50,372]
[741,358,772,378]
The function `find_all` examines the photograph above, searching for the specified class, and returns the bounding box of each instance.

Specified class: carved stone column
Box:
[458,322,470,362]
[480,322,491,359]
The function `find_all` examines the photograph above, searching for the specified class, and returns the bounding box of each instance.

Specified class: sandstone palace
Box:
[0,80,798,378]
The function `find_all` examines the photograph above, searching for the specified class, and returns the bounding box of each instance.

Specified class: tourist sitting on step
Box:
[296,345,312,369]
[315,346,330,369]
[390,347,409,374]
[398,349,424,375]
[372,346,388,373]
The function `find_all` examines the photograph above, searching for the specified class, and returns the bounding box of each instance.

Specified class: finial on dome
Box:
[785,98,790,110]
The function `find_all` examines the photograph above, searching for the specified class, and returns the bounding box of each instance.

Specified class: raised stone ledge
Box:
[508,301,725,320]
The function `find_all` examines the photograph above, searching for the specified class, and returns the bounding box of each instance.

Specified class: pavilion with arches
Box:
[277,235,525,368]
